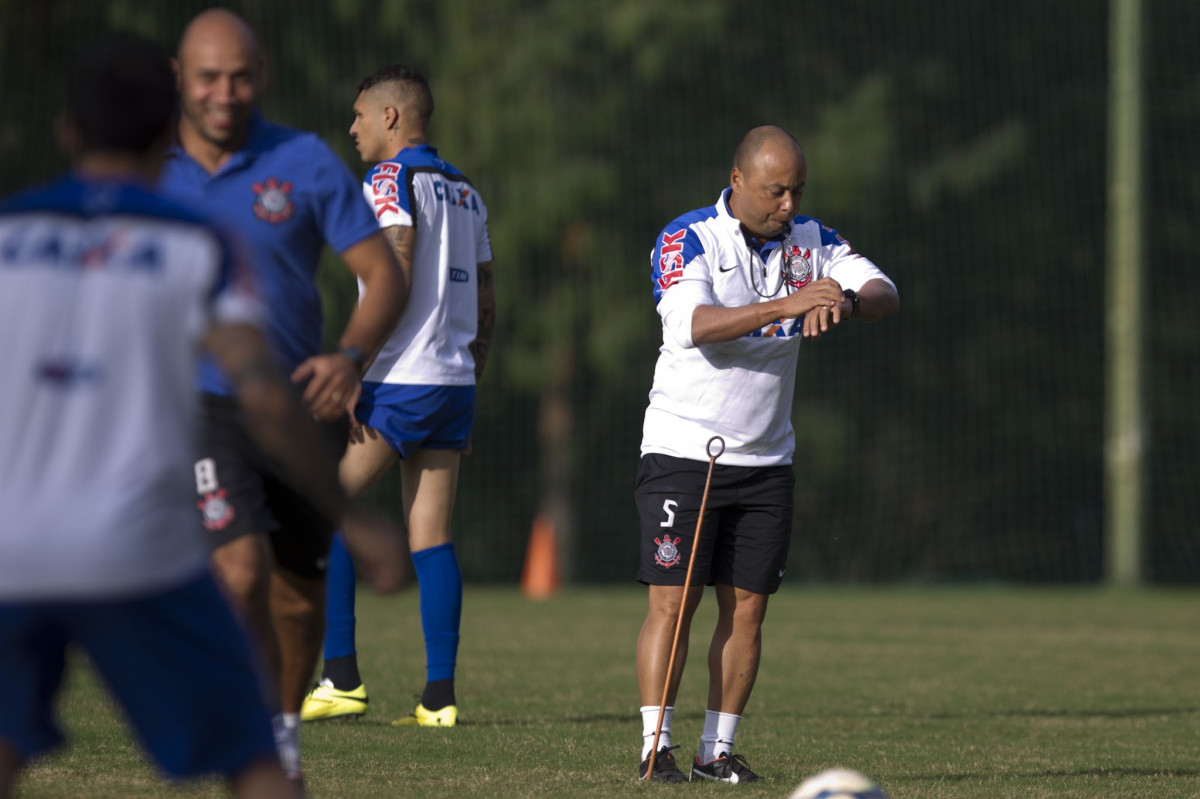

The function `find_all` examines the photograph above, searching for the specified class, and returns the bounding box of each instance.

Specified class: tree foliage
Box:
[2,0,1196,582]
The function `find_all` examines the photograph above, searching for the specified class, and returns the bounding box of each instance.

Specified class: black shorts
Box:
[193,394,349,579]
[634,453,794,594]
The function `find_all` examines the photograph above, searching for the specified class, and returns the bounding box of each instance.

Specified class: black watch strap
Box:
[842,288,859,318]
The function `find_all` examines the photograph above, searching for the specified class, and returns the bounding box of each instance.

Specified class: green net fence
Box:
[2,0,1196,583]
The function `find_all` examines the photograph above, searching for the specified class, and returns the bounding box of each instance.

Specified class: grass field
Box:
[15,586,1200,798]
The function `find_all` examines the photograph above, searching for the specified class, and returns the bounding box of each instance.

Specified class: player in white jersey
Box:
[302,64,494,728]
[0,35,404,799]
[633,127,898,783]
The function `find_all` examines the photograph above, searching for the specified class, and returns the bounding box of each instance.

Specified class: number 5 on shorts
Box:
[661,499,677,528]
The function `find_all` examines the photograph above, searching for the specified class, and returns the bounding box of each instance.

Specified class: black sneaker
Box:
[691,752,762,783]
[639,746,689,783]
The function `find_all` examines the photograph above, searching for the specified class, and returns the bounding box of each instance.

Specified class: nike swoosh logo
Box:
[718,263,739,272]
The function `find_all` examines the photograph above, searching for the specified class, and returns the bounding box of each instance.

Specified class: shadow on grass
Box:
[903,767,1200,782]
[1036,767,1200,778]
[564,710,707,724]
[926,707,1200,720]
[335,710,707,727]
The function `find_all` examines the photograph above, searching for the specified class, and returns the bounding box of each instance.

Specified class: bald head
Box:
[732,126,804,174]
[174,9,262,167]
[728,126,807,239]
[178,8,259,65]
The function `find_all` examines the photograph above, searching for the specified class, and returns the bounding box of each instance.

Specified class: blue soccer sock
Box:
[321,532,359,686]
[412,542,462,706]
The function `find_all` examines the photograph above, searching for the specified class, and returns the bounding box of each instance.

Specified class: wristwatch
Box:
[337,345,365,374]
[842,289,859,318]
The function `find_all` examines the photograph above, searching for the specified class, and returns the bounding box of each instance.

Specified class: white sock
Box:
[698,709,741,763]
[272,712,302,778]
[640,705,674,759]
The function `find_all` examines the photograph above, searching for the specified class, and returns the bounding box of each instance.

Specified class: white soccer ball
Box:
[788,768,889,799]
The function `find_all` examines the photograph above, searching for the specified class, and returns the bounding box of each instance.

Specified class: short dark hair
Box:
[67,33,176,154]
[358,64,434,124]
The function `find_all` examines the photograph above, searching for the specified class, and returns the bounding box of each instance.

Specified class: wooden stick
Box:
[645,435,725,780]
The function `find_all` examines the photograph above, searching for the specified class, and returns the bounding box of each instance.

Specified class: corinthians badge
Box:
[251,177,295,224]
[783,244,813,287]
[197,489,235,531]
[654,535,682,568]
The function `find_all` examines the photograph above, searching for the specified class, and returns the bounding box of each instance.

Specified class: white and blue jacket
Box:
[642,189,895,467]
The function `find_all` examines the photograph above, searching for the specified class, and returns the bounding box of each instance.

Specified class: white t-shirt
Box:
[641,189,896,467]
[360,144,492,386]
[0,175,260,600]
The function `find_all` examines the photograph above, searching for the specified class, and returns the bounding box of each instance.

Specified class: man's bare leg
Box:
[691,581,769,776]
[271,570,325,714]
[210,534,280,698]
[637,584,705,708]
[399,448,459,551]
[706,583,768,715]
[269,566,325,777]
[340,429,400,497]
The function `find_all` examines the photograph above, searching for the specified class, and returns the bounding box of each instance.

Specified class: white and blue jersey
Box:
[642,189,896,467]
[361,144,492,386]
[159,113,380,395]
[0,175,260,600]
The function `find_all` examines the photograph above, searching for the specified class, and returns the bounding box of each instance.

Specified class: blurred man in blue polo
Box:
[0,33,404,799]
[158,9,408,779]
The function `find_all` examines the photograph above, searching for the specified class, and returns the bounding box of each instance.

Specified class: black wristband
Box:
[842,288,859,318]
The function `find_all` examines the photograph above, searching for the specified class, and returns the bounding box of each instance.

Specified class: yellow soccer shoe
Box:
[300,678,368,722]
[392,701,458,727]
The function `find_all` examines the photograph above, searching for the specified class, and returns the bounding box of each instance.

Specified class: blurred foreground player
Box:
[0,34,403,799]
[634,126,898,783]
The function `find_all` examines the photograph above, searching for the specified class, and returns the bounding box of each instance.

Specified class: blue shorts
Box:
[356,383,475,459]
[0,572,277,779]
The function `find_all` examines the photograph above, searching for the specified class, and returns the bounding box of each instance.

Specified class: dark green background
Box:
[3,0,1196,583]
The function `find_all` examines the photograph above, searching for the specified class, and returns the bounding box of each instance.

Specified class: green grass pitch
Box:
[16,586,1200,798]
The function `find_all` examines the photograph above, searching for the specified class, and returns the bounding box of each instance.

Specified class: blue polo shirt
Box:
[159,113,379,394]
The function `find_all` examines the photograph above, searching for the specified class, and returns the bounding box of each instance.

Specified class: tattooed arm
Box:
[382,224,416,298]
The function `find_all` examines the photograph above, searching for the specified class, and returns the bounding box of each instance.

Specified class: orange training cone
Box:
[521,514,560,600]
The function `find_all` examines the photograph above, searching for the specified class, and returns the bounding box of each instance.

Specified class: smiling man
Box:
[633,126,898,784]
[158,9,407,784]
